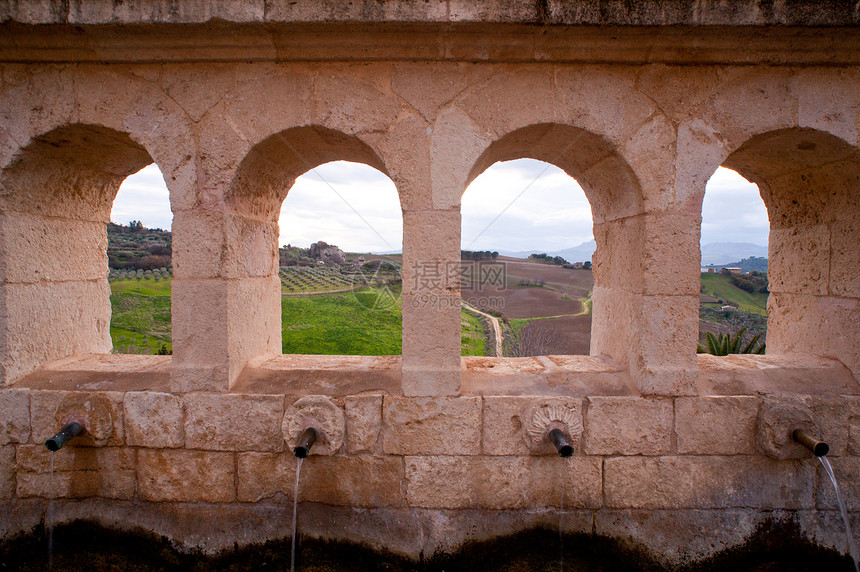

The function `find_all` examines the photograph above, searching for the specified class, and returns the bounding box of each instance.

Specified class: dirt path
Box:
[462,301,503,357]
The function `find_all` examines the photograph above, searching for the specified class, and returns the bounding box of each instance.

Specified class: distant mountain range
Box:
[700,242,767,266]
[496,240,767,266]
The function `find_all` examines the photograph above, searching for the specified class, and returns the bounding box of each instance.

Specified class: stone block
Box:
[768,226,830,295]
[811,395,860,457]
[345,394,383,453]
[404,456,602,509]
[170,279,230,392]
[170,210,227,280]
[16,445,136,499]
[401,292,462,396]
[237,452,403,507]
[184,393,284,452]
[633,295,699,396]
[17,469,135,500]
[138,449,235,502]
[482,396,583,455]
[29,390,124,446]
[767,292,860,380]
[850,416,860,456]
[641,211,701,297]
[382,397,481,455]
[15,444,135,472]
[0,214,107,283]
[584,397,673,455]
[675,396,759,455]
[829,217,860,298]
[816,456,860,511]
[0,446,13,499]
[0,281,112,385]
[124,391,184,448]
[0,389,30,445]
[604,456,813,509]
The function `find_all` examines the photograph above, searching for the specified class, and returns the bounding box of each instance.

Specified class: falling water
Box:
[291,456,304,572]
[818,456,859,572]
[47,451,54,571]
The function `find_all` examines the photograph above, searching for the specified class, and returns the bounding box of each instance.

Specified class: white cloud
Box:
[702,167,769,246]
[279,161,402,252]
[462,159,593,251]
[110,160,770,254]
[111,164,173,230]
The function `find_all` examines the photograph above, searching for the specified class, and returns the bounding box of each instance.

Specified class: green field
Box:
[109,277,489,356]
[110,278,172,354]
[700,273,768,315]
[281,288,402,354]
[461,309,489,356]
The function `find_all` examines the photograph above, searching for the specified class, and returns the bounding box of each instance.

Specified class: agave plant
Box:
[697,327,765,355]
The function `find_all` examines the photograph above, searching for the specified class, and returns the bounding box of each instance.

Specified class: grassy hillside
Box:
[700,273,768,315]
[109,278,489,356]
[110,278,172,354]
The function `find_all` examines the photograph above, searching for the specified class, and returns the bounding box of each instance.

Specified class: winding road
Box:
[462,301,504,357]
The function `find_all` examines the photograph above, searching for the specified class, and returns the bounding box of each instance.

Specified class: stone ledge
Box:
[3,1,859,26]
[1,23,859,66]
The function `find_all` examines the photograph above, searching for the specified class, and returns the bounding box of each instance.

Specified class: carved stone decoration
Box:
[523,400,583,455]
[54,393,114,447]
[756,398,817,460]
[283,395,345,456]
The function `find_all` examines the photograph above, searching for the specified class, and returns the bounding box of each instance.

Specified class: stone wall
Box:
[0,1,858,566]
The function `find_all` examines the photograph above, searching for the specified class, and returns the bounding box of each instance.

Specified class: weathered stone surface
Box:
[16,445,136,499]
[345,394,383,453]
[138,450,235,502]
[584,397,673,455]
[124,391,184,449]
[604,456,814,509]
[595,509,766,565]
[810,395,860,457]
[237,452,403,507]
[850,415,860,456]
[29,390,124,447]
[382,397,481,455]
[184,393,284,452]
[0,389,29,445]
[405,456,601,509]
[482,396,584,456]
[0,446,13,499]
[15,444,134,472]
[675,396,759,455]
[815,456,860,511]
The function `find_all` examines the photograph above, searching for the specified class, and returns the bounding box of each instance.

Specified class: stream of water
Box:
[559,473,565,572]
[818,456,859,572]
[47,451,54,571]
[291,456,304,572]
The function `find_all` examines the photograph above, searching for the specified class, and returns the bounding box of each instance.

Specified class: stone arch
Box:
[198,125,398,388]
[464,123,645,367]
[0,123,163,385]
[719,127,860,377]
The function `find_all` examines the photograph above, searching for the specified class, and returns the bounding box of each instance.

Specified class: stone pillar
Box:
[401,209,462,396]
[170,209,281,392]
[0,213,112,386]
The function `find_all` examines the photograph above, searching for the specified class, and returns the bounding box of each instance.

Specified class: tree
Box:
[582,261,592,270]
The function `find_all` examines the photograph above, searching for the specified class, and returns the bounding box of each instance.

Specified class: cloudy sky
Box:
[111,159,769,252]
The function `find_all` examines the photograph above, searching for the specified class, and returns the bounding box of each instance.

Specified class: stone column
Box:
[400,209,462,396]
[0,213,112,386]
[170,209,281,392]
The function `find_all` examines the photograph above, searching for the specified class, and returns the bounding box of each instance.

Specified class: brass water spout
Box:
[548,428,574,458]
[793,428,829,457]
[45,422,83,452]
[293,427,319,458]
